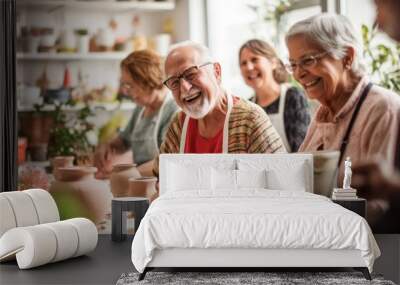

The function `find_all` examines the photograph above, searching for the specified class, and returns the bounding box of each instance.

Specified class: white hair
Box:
[167,40,216,64]
[286,13,366,77]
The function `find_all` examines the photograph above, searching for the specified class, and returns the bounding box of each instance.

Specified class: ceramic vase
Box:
[77,35,89,53]
[307,150,340,197]
[49,166,112,225]
[110,164,141,197]
[52,156,74,180]
[128,176,157,198]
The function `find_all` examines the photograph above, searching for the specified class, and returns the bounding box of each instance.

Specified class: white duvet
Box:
[131,190,380,273]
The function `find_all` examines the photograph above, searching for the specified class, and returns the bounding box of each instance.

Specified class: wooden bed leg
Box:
[354,267,371,280]
[138,268,148,281]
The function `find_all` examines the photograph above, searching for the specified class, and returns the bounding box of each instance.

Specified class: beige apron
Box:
[253,84,291,151]
[131,97,168,164]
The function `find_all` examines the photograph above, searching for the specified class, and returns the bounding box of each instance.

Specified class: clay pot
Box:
[110,164,141,197]
[306,150,340,197]
[128,176,157,198]
[49,166,112,225]
[95,151,133,180]
[51,156,74,180]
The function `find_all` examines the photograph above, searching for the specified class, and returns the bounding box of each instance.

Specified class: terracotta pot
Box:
[95,151,133,180]
[306,150,340,197]
[51,156,74,180]
[128,176,157,198]
[110,164,141,197]
[49,166,112,225]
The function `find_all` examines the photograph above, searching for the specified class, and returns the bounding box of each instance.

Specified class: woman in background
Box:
[94,50,178,178]
[239,39,310,152]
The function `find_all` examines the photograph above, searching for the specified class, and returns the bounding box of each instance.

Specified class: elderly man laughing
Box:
[151,41,285,182]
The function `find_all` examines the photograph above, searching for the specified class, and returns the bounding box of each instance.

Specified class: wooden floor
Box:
[0,235,134,285]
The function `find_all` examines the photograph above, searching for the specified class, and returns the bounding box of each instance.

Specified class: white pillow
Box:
[212,168,236,190]
[236,169,267,189]
[237,159,308,191]
[266,163,306,191]
[167,163,211,191]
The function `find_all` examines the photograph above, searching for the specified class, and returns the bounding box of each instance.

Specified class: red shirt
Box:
[184,118,223,153]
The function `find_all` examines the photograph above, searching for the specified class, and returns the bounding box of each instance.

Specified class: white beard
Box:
[182,92,214,119]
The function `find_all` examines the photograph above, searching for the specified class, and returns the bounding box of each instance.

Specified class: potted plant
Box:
[48,100,96,165]
[362,24,400,93]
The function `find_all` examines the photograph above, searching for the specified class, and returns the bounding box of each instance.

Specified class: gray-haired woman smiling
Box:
[285,13,400,223]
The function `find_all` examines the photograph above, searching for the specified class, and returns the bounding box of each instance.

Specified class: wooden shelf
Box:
[17,52,131,61]
[16,0,175,13]
[18,101,136,112]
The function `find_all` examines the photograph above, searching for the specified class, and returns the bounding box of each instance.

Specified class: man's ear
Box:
[213,62,222,83]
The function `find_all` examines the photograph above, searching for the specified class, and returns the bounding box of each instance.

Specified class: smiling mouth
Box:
[183,92,202,104]
[303,78,321,89]
[247,73,260,81]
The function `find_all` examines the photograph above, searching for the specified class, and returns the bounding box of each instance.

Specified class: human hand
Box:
[352,160,397,200]
[149,182,159,203]
[93,144,115,178]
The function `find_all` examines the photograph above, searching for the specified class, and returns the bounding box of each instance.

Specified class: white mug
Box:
[153,33,171,56]
[77,35,90,54]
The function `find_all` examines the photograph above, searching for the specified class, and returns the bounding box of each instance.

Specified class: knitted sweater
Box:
[153,96,286,176]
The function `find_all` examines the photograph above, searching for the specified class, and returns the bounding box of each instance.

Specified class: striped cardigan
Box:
[153,96,286,176]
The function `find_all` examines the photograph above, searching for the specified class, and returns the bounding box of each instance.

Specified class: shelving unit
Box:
[17,52,131,61]
[18,101,136,112]
[16,0,175,13]
[15,0,196,160]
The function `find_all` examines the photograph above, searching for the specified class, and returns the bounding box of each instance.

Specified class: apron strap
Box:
[180,114,190,153]
[338,82,373,166]
[153,97,168,153]
[276,84,291,152]
[278,84,288,115]
[222,92,233,153]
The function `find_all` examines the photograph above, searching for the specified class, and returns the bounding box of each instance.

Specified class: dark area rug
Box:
[116,271,396,285]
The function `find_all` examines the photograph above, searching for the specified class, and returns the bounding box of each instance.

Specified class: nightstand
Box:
[332,198,366,218]
[111,197,149,242]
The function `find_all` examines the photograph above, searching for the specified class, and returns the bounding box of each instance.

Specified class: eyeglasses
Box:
[120,82,134,91]
[285,52,329,73]
[163,62,213,91]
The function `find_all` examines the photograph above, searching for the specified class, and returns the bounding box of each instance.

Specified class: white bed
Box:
[131,154,380,280]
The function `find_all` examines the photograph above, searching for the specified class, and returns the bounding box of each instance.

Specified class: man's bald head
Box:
[165,41,214,77]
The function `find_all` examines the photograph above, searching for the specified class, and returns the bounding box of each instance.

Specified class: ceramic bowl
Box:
[44,88,70,104]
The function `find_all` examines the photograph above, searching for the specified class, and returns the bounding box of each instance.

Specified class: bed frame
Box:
[139,248,371,280]
[138,154,372,281]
